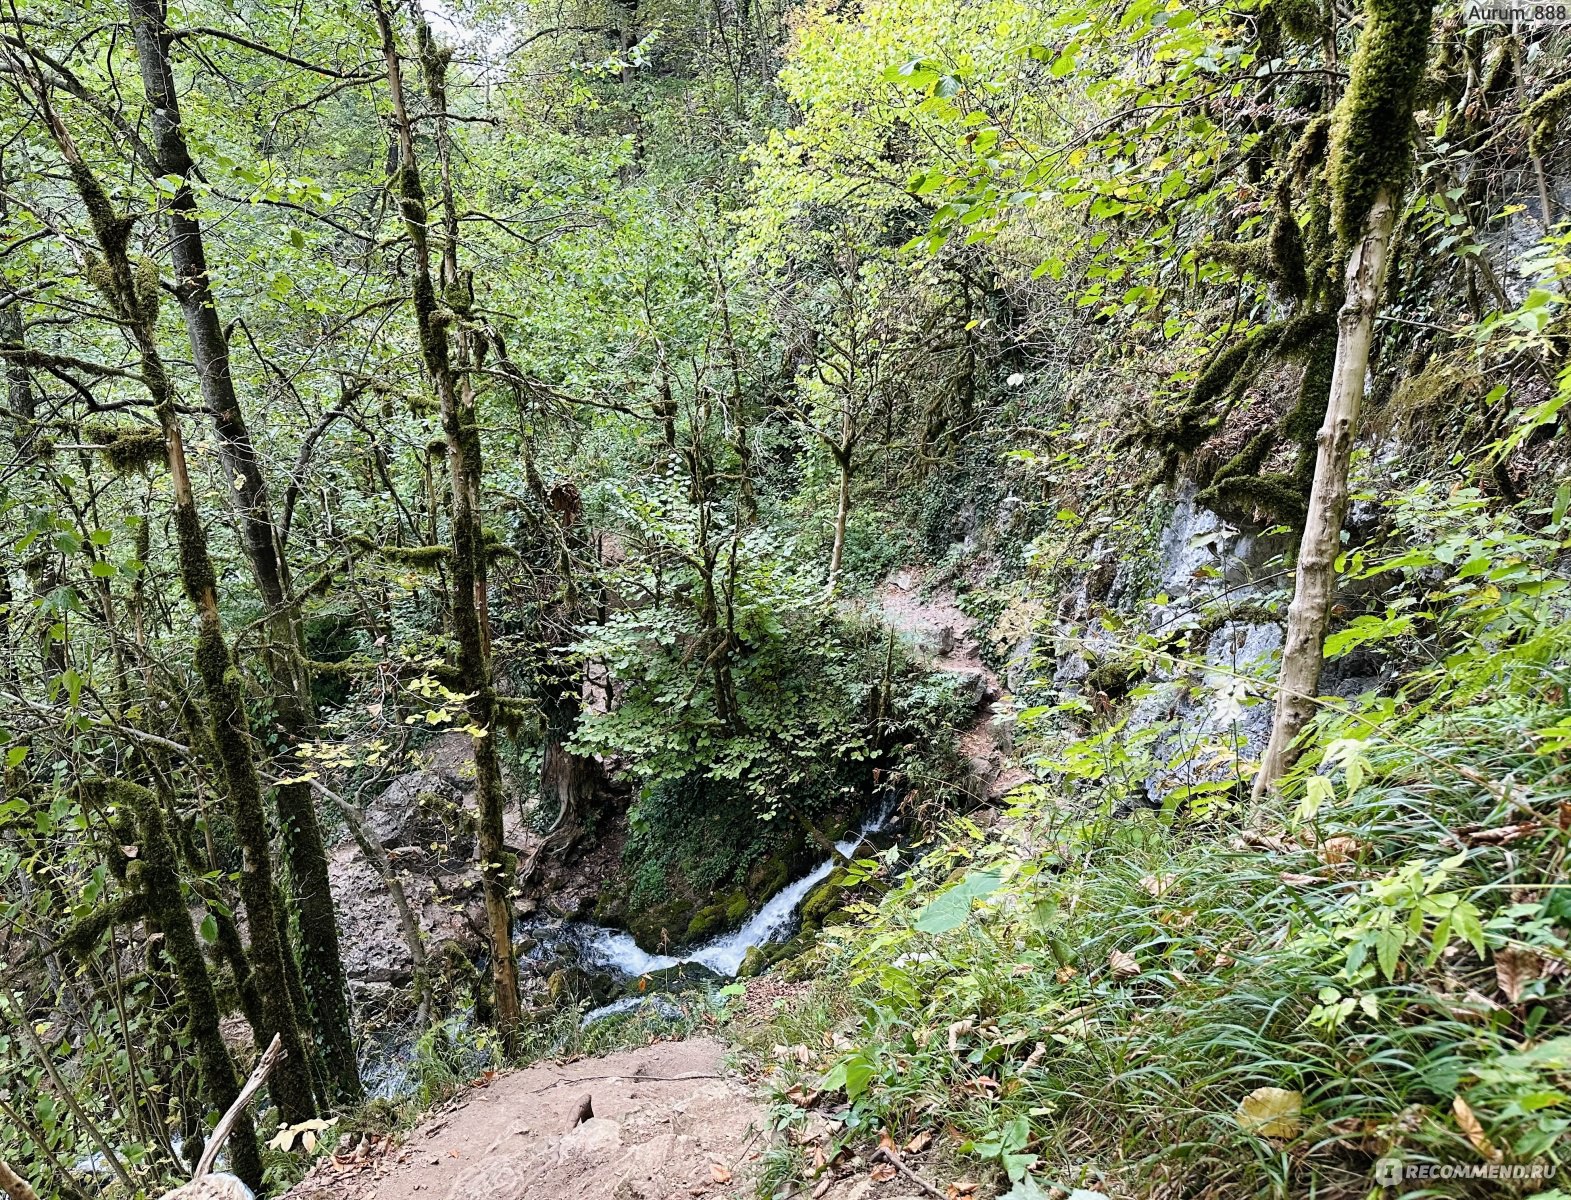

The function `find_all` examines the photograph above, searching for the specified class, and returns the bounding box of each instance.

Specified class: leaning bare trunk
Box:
[0,1158,41,1200]
[1254,187,1397,797]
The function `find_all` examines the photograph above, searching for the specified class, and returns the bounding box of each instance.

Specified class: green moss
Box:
[174,505,218,603]
[134,256,161,324]
[1206,471,1309,518]
[1285,323,1338,473]
[1199,235,1270,278]
[1268,183,1308,302]
[57,893,145,959]
[1273,0,1326,42]
[1327,0,1437,247]
[800,868,848,927]
[625,897,695,952]
[382,543,451,568]
[1288,116,1333,181]
[1085,652,1148,699]
[746,855,792,903]
[84,422,165,475]
[724,890,750,924]
[1382,357,1485,440]
[686,903,729,942]
[1524,78,1571,155]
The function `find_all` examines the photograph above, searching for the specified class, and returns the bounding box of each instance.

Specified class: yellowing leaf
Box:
[1452,1095,1501,1162]
[1235,1087,1302,1138]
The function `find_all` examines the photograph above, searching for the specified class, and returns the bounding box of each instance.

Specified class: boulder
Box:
[364,770,461,850]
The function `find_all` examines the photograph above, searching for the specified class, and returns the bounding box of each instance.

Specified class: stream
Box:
[358,803,896,1097]
[531,801,895,987]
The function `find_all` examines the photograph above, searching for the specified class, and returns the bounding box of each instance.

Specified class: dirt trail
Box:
[878,569,1030,799]
[286,1040,764,1200]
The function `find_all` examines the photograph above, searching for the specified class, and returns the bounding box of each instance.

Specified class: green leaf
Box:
[5,746,26,768]
[914,868,1003,934]
[199,914,218,945]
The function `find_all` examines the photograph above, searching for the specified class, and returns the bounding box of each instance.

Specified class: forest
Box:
[0,0,1568,1195]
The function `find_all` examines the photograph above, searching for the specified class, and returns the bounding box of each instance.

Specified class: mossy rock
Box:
[626,897,695,953]
[800,868,848,928]
[548,966,619,1007]
[745,855,792,903]
[642,961,723,991]
[591,885,627,927]
[723,890,750,924]
[738,946,769,978]
[686,902,729,943]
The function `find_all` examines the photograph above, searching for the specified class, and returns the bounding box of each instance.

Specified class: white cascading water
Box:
[542,802,895,982]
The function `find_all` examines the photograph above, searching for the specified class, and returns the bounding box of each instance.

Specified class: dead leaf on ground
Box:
[947,1179,979,1198]
[1279,872,1322,887]
[870,1162,897,1182]
[1493,947,1543,1004]
[1235,1086,1302,1138]
[1055,965,1078,983]
[905,1130,933,1153]
[1452,1095,1502,1162]
[1240,830,1294,853]
[710,1161,733,1183]
[1459,822,1540,846]
[1139,874,1174,897]
[1318,836,1361,864]
[1108,949,1142,979]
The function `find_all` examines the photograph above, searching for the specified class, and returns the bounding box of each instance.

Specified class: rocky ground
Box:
[285,1039,764,1200]
[284,1030,980,1200]
[877,570,1030,801]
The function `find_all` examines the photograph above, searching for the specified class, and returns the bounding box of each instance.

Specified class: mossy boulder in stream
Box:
[624,897,694,952]
[686,889,750,942]
[547,965,619,1007]
[800,868,849,928]
[738,946,769,978]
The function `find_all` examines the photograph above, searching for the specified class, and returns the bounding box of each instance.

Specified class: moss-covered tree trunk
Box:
[1254,0,1435,795]
[372,0,522,1048]
[88,780,265,1191]
[124,0,360,1104]
[36,91,318,1124]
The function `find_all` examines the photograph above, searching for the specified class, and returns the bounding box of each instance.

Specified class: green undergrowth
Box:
[737,481,1571,1198]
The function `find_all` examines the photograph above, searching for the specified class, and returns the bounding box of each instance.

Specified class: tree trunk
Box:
[41,103,317,1123]
[828,453,851,584]
[1253,187,1397,796]
[373,0,522,1048]
[124,0,359,1103]
[92,780,265,1191]
[0,1158,41,1200]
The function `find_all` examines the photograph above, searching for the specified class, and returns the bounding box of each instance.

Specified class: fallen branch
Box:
[872,1146,947,1199]
[194,1034,284,1179]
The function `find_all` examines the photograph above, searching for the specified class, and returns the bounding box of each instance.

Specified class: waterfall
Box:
[534,803,895,983]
